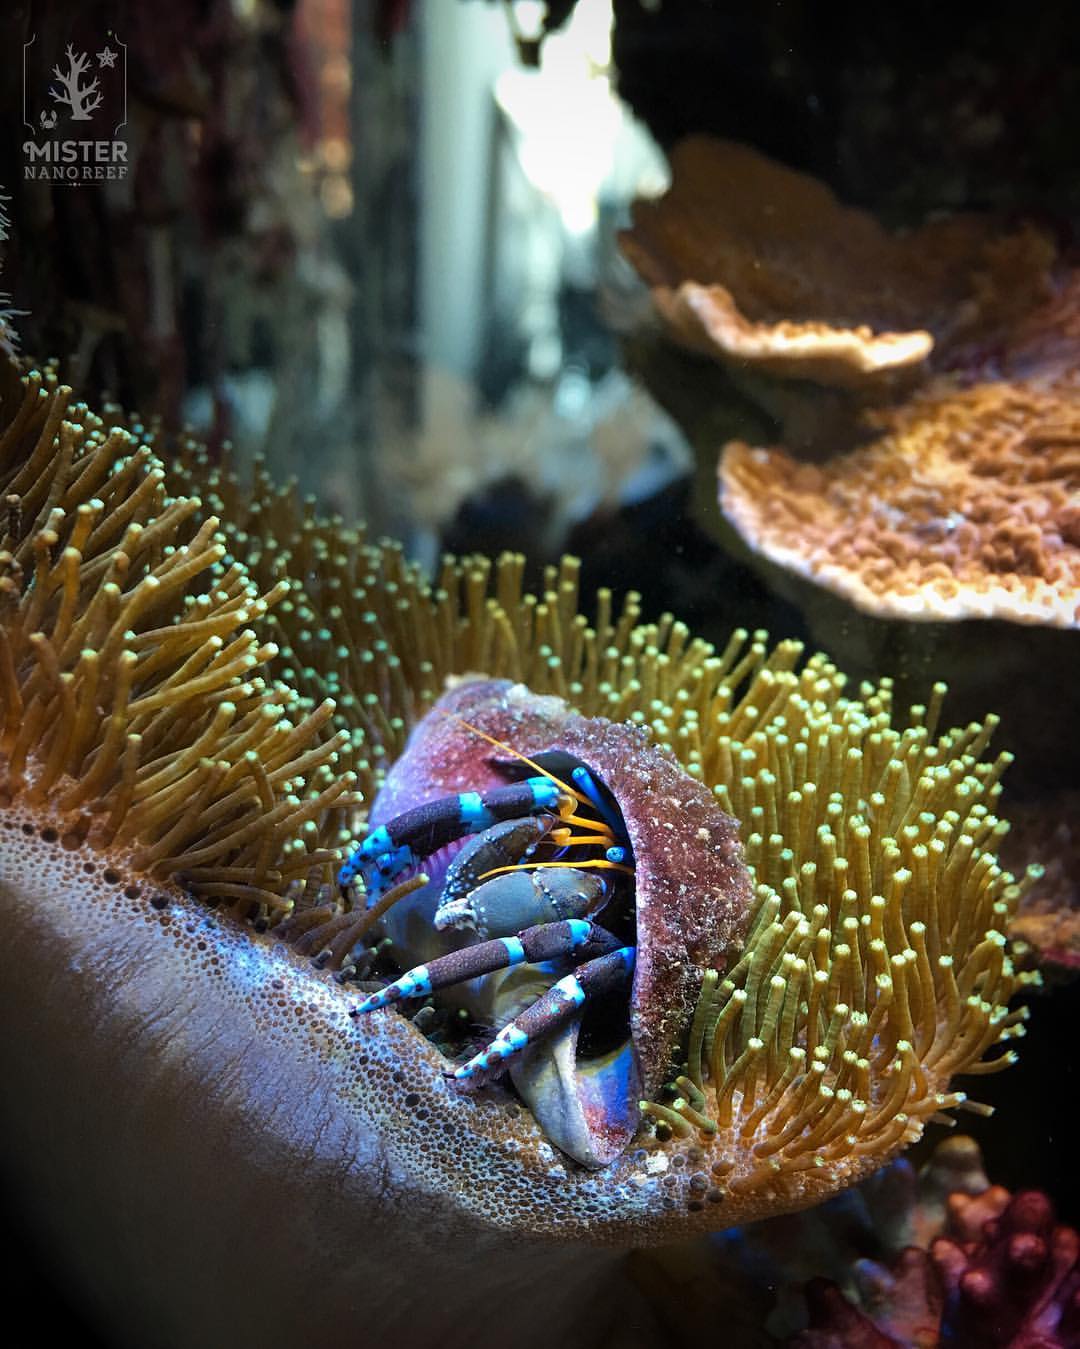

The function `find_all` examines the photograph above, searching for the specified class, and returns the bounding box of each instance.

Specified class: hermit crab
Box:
[340,678,754,1168]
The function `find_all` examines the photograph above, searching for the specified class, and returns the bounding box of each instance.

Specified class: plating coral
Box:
[621,138,1053,394]
[721,374,1080,628]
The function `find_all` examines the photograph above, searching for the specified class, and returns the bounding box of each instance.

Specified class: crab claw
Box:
[511,1019,643,1170]
[453,947,635,1083]
[449,946,639,1169]
[435,867,605,939]
[436,816,552,917]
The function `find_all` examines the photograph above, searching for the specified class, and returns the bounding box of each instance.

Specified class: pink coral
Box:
[792,1181,1080,1347]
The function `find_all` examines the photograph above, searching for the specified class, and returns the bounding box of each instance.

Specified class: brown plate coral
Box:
[720,374,1080,629]
[714,269,1080,813]
[621,137,1053,395]
[0,363,1042,1347]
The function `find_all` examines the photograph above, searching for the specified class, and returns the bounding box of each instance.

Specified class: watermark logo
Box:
[22,31,128,185]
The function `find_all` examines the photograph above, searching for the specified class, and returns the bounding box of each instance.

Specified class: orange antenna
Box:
[479,858,634,882]
[437,710,599,816]
[548,828,612,848]
[558,809,617,836]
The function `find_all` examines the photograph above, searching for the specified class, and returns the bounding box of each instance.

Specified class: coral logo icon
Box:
[21,32,128,184]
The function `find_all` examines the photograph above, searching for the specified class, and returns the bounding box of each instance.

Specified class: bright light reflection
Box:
[496,0,668,237]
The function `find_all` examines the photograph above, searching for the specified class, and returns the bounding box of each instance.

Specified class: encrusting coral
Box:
[1004,793,1080,977]
[0,362,1043,1346]
[620,138,1054,395]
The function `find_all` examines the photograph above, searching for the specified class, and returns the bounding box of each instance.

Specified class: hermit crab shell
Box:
[368,678,754,1148]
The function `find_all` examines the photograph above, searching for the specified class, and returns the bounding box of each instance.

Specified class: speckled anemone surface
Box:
[0,364,1043,1345]
[0,816,728,1239]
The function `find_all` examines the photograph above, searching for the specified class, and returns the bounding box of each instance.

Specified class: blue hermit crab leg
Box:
[337,778,566,896]
[350,918,622,1013]
[453,946,636,1083]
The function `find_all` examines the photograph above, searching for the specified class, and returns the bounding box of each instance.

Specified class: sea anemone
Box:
[0,363,1040,1347]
